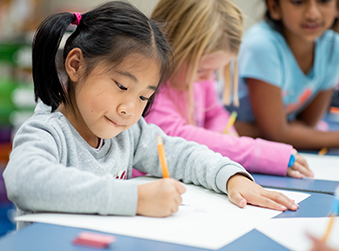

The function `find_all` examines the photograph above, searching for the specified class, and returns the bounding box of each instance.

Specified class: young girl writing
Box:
[144,0,313,178]
[3,1,298,230]
[226,0,339,150]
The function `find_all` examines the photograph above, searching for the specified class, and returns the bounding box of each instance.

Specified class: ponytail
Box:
[33,12,78,112]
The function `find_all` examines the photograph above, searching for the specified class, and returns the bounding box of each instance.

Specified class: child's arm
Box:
[296,89,333,127]
[132,120,298,215]
[4,119,139,217]
[246,78,339,149]
[146,88,296,177]
[135,175,298,216]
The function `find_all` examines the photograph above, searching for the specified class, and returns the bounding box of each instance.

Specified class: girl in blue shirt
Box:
[228,0,339,150]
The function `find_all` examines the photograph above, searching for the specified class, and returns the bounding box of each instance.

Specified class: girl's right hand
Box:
[137,178,186,217]
[287,154,314,179]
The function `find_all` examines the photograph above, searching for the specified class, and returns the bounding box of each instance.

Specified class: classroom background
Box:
[0,0,338,240]
[0,0,275,168]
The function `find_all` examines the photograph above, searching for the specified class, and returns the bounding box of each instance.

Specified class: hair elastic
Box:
[72,12,82,26]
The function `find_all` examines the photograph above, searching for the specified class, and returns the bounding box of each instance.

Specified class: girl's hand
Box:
[137,178,186,217]
[287,154,314,179]
[227,174,299,211]
[307,233,338,251]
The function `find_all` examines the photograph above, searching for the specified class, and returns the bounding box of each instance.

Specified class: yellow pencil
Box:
[223,111,237,134]
[318,147,328,156]
[322,216,335,243]
[156,135,170,178]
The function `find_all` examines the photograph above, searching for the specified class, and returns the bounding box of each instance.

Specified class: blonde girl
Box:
[144,0,313,178]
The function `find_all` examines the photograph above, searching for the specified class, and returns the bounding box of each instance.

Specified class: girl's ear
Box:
[65,48,85,82]
[266,0,282,21]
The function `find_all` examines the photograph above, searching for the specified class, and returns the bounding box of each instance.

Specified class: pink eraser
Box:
[72,232,116,248]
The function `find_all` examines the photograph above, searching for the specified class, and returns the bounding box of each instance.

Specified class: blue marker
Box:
[287,154,295,167]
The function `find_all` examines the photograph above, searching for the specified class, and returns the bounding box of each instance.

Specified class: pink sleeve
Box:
[145,85,292,176]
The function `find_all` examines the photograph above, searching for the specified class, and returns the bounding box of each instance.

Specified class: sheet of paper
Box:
[256,217,339,251]
[300,153,339,181]
[16,176,310,250]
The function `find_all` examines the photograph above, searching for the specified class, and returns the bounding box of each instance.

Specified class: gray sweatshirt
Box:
[3,102,251,229]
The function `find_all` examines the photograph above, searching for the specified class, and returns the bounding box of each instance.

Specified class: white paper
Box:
[256,217,339,251]
[300,153,339,181]
[16,176,310,250]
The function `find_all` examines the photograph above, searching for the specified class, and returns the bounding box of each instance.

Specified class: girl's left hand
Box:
[226,174,299,211]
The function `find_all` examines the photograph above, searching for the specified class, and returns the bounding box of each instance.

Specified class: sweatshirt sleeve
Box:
[145,87,292,176]
[130,118,252,194]
[3,119,138,216]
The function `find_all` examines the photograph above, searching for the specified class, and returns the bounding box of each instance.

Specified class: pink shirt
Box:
[145,80,293,176]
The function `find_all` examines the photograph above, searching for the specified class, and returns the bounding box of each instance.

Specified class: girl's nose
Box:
[305,1,321,20]
[118,103,134,117]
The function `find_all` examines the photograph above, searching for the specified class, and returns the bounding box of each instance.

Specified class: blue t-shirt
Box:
[228,21,339,122]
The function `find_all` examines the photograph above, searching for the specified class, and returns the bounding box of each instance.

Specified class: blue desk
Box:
[0,223,291,251]
[253,174,339,195]
[0,191,334,251]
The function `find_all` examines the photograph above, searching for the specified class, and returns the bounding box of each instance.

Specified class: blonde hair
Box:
[151,0,243,124]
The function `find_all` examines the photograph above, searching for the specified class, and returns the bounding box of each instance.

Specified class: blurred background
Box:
[0,0,270,236]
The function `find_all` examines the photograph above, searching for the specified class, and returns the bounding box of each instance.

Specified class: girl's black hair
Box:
[264,0,283,34]
[33,1,172,116]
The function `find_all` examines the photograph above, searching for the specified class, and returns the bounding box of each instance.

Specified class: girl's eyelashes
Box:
[140,96,150,102]
[318,0,333,3]
[115,81,127,90]
[113,79,152,102]
[290,0,303,4]
[290,0,332,4]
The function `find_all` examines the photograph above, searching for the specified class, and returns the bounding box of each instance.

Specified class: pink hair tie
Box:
[72,12,82,26]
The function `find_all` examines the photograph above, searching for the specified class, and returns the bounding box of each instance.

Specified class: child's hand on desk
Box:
[227,174,299,211]
[287,153,314,179]
[137,178,186,217]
